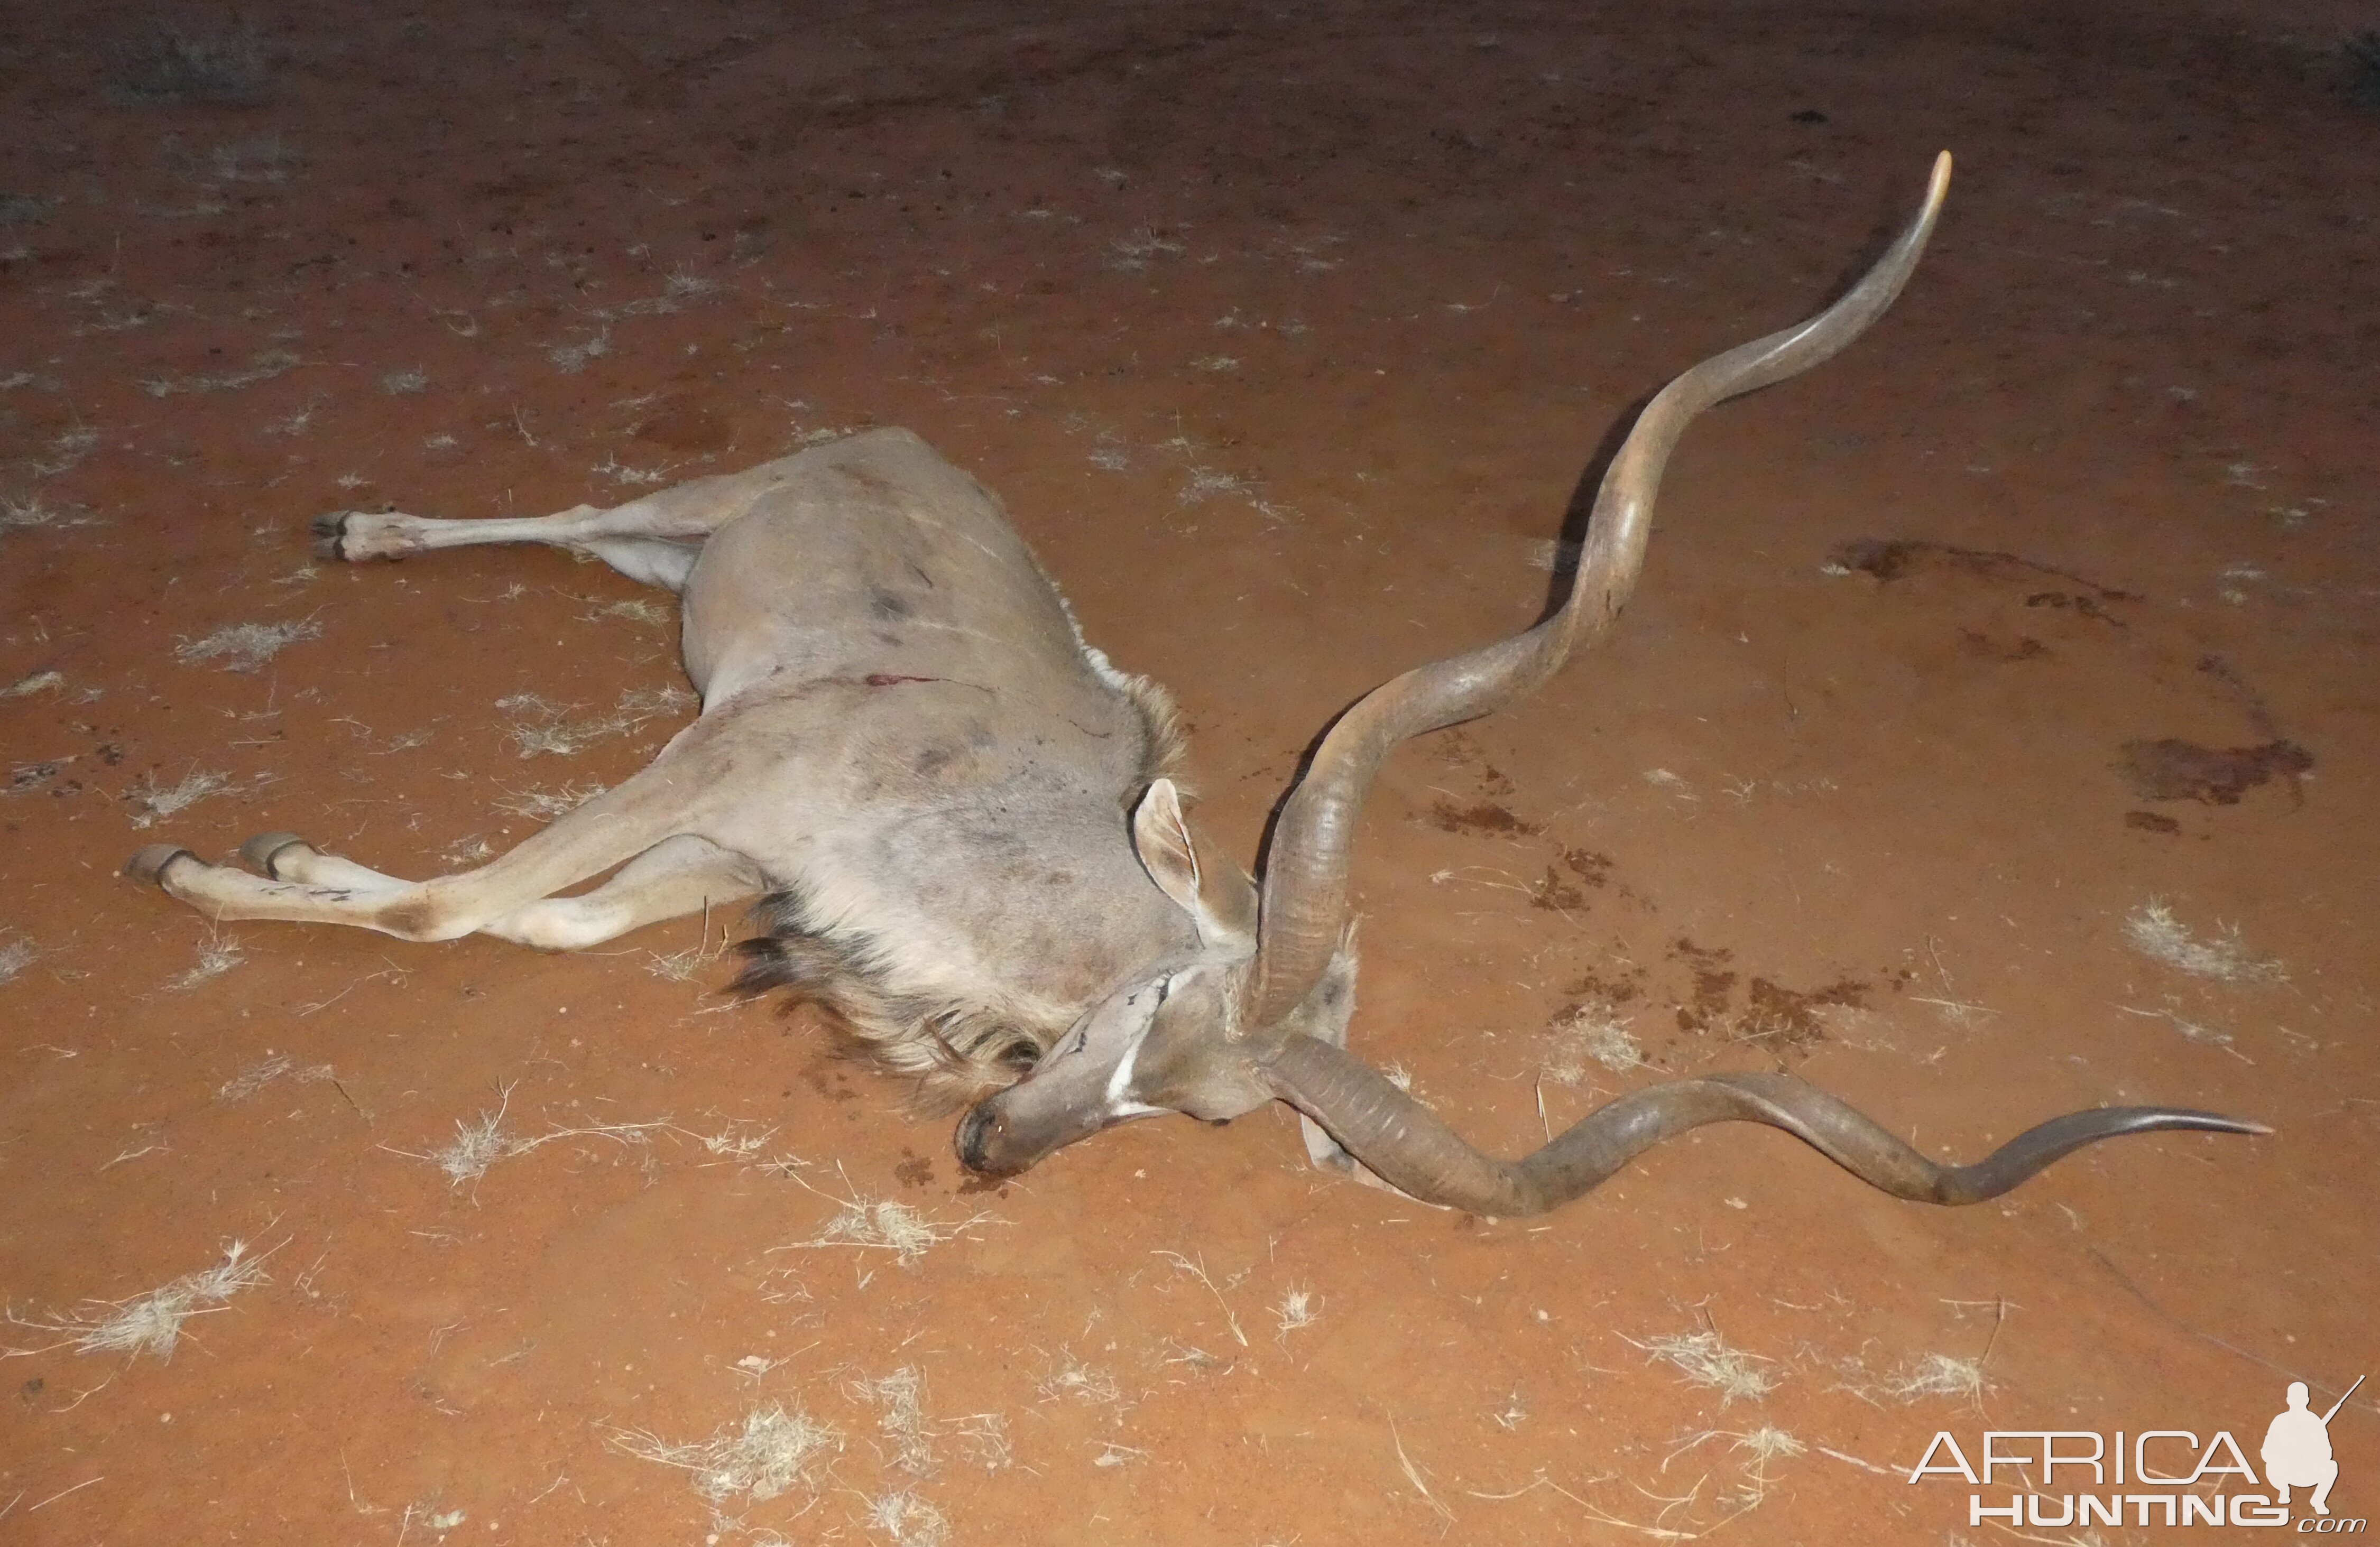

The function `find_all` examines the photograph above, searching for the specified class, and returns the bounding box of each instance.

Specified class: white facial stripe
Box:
[1102,1022,1146,1109]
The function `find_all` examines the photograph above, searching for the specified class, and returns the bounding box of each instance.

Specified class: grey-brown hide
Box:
[128,428,1293,1119]
[128,154,2264,1217]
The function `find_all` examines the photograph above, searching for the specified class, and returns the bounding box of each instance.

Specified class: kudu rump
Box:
[128,155,2262,1216]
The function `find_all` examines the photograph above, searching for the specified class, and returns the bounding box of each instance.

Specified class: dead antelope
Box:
[127,154,2262,1216]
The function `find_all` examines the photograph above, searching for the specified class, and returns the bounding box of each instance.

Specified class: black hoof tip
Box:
[310,512,353,561]
[238,831,311,875]
[124,845,197,886]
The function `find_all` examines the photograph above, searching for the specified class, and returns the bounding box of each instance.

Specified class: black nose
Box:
[954,1106,997,1173]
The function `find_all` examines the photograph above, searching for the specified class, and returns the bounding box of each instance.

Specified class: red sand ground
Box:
[3,3,2375,1542]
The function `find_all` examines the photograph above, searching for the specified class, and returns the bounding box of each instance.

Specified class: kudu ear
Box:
[1130,779,1255,950]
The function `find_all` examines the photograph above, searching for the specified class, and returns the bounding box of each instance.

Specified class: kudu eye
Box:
[997,1038,1039,1071]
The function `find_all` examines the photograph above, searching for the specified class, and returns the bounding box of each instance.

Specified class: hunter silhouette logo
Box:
[2267,1376,2359,1518]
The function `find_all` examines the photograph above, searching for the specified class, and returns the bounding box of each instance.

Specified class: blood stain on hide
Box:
[894,1153,935,1188]
[2115,738,2312,805]
[2124,809,2182,835]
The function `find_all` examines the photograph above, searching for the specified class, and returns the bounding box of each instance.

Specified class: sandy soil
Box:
[3,2,2375,1542]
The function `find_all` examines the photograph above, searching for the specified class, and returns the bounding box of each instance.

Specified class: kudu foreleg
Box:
[232,830,763,950]
[126,728,741,944]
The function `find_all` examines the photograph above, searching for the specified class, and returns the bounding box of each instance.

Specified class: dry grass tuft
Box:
[432,1100,518,1186]
[1885,1353,1986,1402]
[949,1412,1012,1472]
[0,932,37,985]
[6,1241,270,1361]
[775,1170,992,1272]
[496,684,692,758]
[863,1488,949,1547]
[645,942,721,982]
[1,495,99,535]
[174,617,320,672]
[165,933,245,991]
[141,349,300,398]
[609,1403,842,1505]
[1274,1286,1321,1338]
[492,780,607,820]
[857,1366,935,1477]
[547,329,611,374]
[1035,1348,1121,1406]
[217,1050,335,1101]
[585,597,673,625]
[2122,901,2285,984]
[113,17,270,105]
[1545,1003,1644,1081]
[1632,1329,1777,1405]
[128,768,234,828]
[5,668,67,696]
[811,1200,944,1265]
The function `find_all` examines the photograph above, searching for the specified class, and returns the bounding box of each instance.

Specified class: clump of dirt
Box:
[1561,964,1647,1006]
[1958,629,2047,662]
[1735,977,1867,1057]
[1666,940,1865,1060]
[634,392,735,453]
[1671,939,1738,1035]
[1528,847,1614,911]
[1426,798,1536,836]
[1828,538,2139,603]
[2023,590,2129,626]
[2114,738,2312,805]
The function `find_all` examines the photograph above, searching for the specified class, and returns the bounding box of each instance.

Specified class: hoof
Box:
[123,845,197,887]
[310,512,353,562]
[238,831,312,875]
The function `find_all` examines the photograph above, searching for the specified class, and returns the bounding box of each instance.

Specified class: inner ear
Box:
[1130,781,1256,949]
[1131,778,1203,912]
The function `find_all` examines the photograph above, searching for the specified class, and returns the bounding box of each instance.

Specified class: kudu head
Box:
[956,153,2267,1212]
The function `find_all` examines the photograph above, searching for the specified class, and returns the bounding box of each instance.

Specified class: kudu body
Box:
[128,155,2262,1215]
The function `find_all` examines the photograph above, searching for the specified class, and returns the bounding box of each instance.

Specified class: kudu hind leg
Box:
[316,476,765,590]
[486,835,762,950]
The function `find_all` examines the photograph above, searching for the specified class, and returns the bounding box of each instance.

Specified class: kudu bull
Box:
[128,154,2262,1216]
